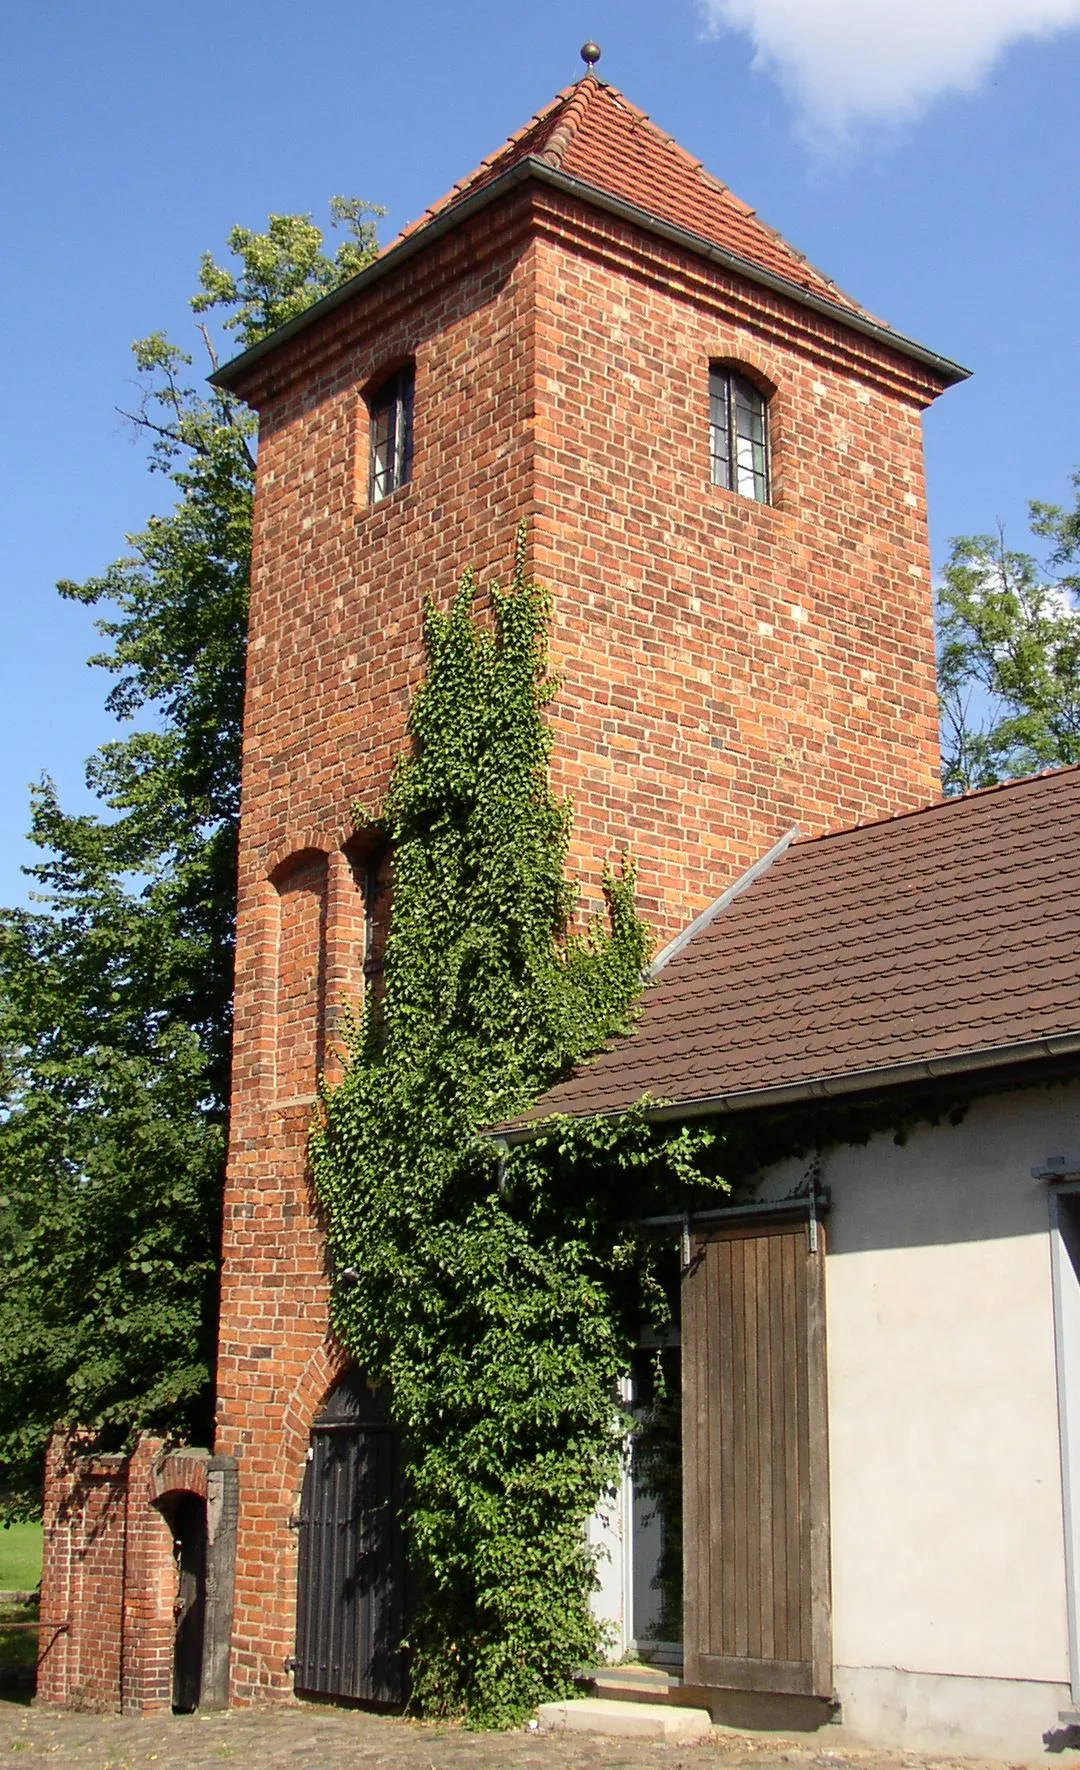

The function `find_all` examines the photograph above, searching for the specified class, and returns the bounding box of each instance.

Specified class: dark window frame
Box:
[709,365,770,504]
[362,843,392,1001]
[368,366,414,504]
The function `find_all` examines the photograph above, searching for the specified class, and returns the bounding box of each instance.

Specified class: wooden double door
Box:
[294,1372,408,1704]
[682,1213,832,1699]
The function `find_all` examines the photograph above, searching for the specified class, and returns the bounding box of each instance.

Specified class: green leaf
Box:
[0,199,379,1525]
[937,472,1080,792]
[311,534,728,1724]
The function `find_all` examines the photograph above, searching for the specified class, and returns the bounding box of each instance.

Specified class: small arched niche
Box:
[340,836,393,1032]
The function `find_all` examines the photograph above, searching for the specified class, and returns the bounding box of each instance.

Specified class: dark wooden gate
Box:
[682,1211,831,1698]
[294,1371,408,1704]
[170,1494,207,1713]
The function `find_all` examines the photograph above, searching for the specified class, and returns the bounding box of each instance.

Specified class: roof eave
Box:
[535,163,970,386]
[210,156,971,396]
[499,1028,1080,1144]
[209,156,541,394]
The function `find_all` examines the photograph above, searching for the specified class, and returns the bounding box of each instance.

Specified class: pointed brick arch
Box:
[281,1339,352,1508]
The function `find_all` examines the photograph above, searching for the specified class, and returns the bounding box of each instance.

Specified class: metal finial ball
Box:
[580,41,601,68]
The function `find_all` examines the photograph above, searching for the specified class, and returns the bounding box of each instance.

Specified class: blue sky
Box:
[2,0,1078,904]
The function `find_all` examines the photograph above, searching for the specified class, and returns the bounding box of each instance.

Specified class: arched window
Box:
[709,366,770,503]
[368,365,414,503]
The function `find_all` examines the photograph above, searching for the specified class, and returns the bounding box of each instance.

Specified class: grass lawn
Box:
[0,1599,38,1698]
[0,1523,42,1593]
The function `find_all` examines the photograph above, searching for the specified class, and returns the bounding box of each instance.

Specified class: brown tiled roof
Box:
[388,75,867,318]
[516,768,1080,1126]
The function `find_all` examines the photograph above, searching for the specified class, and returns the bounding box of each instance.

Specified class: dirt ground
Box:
[0,1699,1044,1770]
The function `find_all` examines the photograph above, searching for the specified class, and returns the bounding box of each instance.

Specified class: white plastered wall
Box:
[763,1078,1080,1756]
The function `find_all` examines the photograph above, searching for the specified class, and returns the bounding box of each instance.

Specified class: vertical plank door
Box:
[294,1373,408,1704]
[682,1216,831,1698]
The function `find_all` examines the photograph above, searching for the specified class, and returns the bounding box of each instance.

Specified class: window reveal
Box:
[363,844,393,1025]
[709,367,770,504]
[369,367,414,503]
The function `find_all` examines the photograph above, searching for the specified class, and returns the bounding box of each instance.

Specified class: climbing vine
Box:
[311,530,725,1726]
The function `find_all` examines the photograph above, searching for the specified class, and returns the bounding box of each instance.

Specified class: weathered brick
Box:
[207,171,950,1702]
[45,122,954,1709]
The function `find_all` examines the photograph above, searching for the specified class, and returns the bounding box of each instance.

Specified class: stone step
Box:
[588,1664,687,1705]
[538,1696,712,1743]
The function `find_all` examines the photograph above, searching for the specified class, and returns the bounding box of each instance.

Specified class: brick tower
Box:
[210,66,965,1702]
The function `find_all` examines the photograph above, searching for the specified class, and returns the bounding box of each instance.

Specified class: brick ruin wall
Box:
[37,1438,216,1712]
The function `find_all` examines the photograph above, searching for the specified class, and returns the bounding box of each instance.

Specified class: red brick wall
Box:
[37,1435,207,1713]
[214,181,950,1701]
[216,197,542,1704]
[530,193,941,926]
[38,1438,127,1709]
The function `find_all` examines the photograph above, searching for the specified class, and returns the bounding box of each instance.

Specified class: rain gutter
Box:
[497,1030,1080,1145]
[210,158,971,394]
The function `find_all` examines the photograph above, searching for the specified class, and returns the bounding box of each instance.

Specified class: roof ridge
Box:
[384,81,580,252]
[793,763,1080,852]
[536,73,601,171]
[649,826,799,977]
[600,85,754,212]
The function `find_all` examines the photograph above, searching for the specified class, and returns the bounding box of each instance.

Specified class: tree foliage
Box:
[312,536,723,1725]
[937,469,1080,792]
[193,197,383,349]
[0,200,382,1522]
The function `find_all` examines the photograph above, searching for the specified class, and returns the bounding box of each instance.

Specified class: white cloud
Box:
[700,0,1080,132]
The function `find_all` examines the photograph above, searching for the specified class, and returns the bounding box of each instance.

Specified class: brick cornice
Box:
[530,190,948,408]
[214,159,967,413]
[222,193,538,412]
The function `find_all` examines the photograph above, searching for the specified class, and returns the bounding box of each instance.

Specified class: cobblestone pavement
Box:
[0,1700,1032,1770]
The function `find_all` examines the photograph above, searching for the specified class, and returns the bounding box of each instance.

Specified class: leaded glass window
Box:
[709,367,769,503]
[369,367,414,504]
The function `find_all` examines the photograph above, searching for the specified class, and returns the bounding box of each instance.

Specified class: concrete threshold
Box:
[538,1696,712,1742]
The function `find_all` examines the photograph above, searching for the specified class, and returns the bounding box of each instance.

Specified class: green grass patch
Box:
[0,1524,41,1594]
[0,1599,39,1698]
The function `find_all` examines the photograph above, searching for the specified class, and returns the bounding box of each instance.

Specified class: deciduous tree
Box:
[0,200,382,1521]
[937,471,1080,792]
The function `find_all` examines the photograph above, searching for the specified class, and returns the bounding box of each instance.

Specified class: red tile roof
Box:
[514,767,1080,1126]
[388,75,867,318]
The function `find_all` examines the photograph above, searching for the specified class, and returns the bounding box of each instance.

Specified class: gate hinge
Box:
[287,1511,303,1532]
[284,1655,297,1673]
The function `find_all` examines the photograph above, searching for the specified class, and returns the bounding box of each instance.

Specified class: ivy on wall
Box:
[311,529,725,1726]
